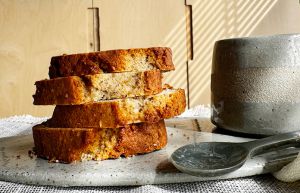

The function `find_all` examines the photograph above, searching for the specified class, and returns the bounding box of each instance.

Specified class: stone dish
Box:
[0,126,293,187]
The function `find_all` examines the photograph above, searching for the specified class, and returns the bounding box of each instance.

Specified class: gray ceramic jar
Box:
[211,34,300,135]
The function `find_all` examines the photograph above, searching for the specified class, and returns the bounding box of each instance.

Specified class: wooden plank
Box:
[187,0,295,107]
[0,0,92,117]
[252,0,300,35]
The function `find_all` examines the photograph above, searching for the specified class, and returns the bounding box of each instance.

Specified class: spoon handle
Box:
[242,130,300,157]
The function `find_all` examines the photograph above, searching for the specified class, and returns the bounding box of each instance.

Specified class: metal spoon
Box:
[171,130,300,177]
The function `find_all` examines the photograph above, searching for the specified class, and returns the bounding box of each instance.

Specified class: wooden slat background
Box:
[0,0,300,117]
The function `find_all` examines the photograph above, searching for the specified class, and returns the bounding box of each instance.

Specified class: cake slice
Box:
[49,47,174,78]
[46,88,186,128]
[33,70,162,105]
[33,120,167,163]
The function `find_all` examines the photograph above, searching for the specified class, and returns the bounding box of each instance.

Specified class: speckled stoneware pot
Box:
[211,34,300,135]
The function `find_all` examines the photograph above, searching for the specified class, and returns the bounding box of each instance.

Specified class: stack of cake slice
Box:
[32,47,186,163]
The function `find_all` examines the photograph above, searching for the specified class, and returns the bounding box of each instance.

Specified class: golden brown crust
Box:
[47,89,186,128]
[143,70,163,94]
[33,70,162,105]
[115,121,167,157]
[143,89,186,123]
[32,121,167,163]
[33,76,86,105]
[49,47,174,78]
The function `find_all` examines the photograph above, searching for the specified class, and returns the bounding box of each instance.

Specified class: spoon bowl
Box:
[171,142,248,176]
